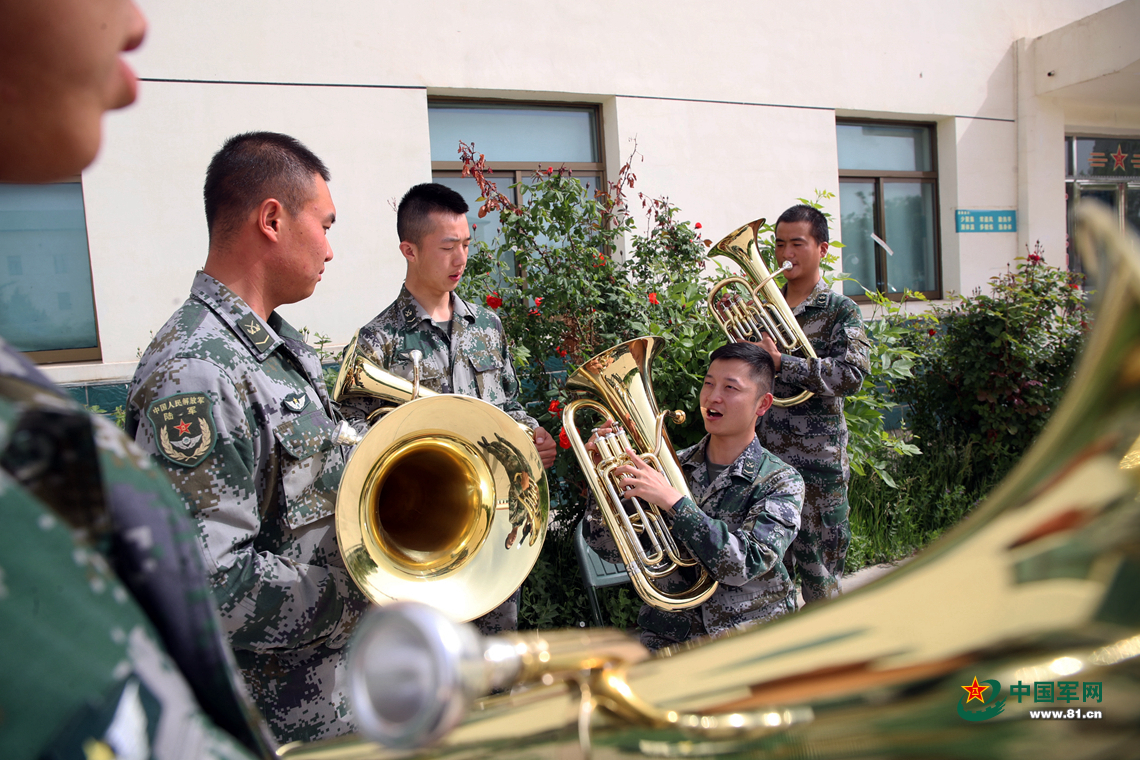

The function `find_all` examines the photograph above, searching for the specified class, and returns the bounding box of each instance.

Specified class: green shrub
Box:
[896,245,1088,484]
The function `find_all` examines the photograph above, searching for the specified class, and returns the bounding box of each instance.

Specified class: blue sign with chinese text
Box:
[956,210,1016,233]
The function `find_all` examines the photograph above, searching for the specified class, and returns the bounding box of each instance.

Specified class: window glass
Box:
[839,181,877,296]
[0,183,98,353]
[837,123,932,172]
[429,103,599,163]
[883,182,937,293]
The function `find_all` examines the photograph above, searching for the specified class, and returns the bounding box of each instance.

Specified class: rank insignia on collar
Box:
[236,313,274,350]
[283,392,309,413]
[146,392,217,468]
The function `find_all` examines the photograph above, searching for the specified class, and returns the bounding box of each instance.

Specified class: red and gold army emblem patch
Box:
[146,392,217,468]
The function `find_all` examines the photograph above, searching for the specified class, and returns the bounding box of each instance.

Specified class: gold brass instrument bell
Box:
[331,333,548,622]
[706,217,818,406]
[561,336,718,611]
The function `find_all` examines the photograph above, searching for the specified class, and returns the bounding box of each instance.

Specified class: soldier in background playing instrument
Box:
[583,343,803,650]
[752,204,871,604]
[339,182,557,636]
[0,2,268,757]
[126,132,368,744]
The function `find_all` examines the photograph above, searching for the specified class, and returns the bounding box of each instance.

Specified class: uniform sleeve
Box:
[498,336,539,430]
[669,466,803,586]
[127,357,351,654]
[779,299,870,398]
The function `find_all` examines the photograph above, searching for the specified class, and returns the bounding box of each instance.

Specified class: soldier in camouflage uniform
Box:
[755,205,871,604]
[127,133,368,744]
[584,343,803,650]
[1,4,266,757]
[339,183,557,635]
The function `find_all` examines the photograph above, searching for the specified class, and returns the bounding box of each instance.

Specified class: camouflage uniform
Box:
[757,278,870,604]
[0,339,266,759]
[126,272,368,744]
[584,436,803,650]
[340,285,538,634]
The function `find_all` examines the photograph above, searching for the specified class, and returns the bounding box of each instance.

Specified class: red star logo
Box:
[962,676,990,704]
[174,419,192,436]
[1111,146,1128,171]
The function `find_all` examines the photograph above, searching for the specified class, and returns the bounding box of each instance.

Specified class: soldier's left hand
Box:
[612,449,683,513]
[750,333,783,373]
[533,425,557,469]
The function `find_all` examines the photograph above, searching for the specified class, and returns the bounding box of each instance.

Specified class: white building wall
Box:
[42,0,1138,384]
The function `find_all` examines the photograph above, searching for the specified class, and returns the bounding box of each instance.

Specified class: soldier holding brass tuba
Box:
[338,183,557,636]
[751,205,870,604]
[583,343,804,650]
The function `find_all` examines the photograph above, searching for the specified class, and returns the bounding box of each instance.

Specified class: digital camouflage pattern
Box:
[585,436,803,650]
[340,285,538,634]
[126,272,368,744]
[0,339,265,759]
[757,278,870,603]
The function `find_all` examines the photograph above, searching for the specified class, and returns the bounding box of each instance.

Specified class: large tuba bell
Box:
[706,217,818,407]
[332,333,548,622]
[560,336,718,611]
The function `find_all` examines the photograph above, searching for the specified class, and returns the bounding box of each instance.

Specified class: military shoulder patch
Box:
[146,392,217,468]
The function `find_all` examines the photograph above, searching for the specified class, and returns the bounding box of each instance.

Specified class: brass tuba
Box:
[331,333,548,622]
[560,337,718,611]
[278,203,1140,758]
[706,218,818,407]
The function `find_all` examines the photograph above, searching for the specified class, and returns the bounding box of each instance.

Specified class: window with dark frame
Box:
[428,100,606,278]
[836,120,941,300]
[0,179,101,363]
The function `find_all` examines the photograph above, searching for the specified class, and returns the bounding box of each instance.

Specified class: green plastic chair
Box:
[573,519,631,627]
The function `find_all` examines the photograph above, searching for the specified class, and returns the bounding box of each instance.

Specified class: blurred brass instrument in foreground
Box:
[331,335,548,622]
[560,336,717,611]
[706,217,817,407]
[282,204,1140,759]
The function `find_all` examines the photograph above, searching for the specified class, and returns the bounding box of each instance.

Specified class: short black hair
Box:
[203,131,330,243]
[708,342,775,397]
[397,183,469,245]
[775,204,829,246]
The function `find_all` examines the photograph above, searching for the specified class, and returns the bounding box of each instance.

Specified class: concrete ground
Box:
[795,561,906,609]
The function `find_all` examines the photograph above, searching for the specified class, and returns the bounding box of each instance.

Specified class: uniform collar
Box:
[191,271,288,362]
[679,434,762,482]
[783,276,832,315]
[395,284,477,329]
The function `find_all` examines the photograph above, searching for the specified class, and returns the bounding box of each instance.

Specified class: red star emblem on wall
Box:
[1111,146,1128,171]
[961,676,990,703]
[174,419,192,436]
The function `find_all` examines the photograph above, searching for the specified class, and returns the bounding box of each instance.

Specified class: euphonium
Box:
[279,203,1140,759]
[706,217,818,407]
[331,333,548,622]
[560,336,717,611]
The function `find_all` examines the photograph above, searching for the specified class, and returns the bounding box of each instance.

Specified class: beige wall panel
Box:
[611,97,840,259]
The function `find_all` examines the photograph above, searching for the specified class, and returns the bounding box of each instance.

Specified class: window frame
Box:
[2,175,102,365]
[428,97,607,210]
[837,118,942,302]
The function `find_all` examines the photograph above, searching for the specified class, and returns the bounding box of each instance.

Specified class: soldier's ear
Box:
[399,239,417,264]
[259,198,285,242]
[755,392,774,418]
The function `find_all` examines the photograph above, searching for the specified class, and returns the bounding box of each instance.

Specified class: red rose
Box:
[558,429,571,449]
[547,167,554,175]
[534,297,543,307]
[556,347,568,357]
[485,293,502,309]
[928,328,936,336]
[1069,283,1079,289]
[648,292,660,305]
[695,222,702,229]
[548,399,561,414]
